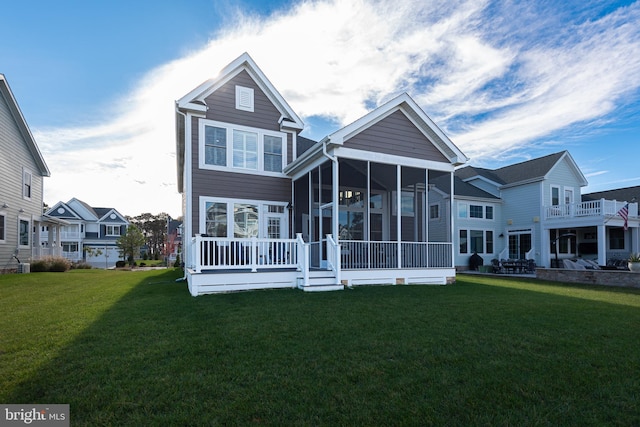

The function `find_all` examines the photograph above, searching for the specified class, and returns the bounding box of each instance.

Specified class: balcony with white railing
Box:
[544,199,638,221]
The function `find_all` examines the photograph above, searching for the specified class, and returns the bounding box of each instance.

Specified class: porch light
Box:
[1,203,7,208]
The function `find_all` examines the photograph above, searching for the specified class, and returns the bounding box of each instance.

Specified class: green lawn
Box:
[1,269,639,426]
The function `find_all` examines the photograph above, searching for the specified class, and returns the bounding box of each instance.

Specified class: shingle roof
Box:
[430,174,500,199]
[456,151,568,186]
[582,185,640,203]
[297,135,318,156]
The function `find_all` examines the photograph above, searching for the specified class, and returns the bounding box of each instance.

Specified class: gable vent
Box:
[236,85,254,112]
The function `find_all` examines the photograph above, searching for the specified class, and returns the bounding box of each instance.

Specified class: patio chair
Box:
[491,259,503,273]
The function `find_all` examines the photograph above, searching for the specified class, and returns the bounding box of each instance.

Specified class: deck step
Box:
[298,270,343,292]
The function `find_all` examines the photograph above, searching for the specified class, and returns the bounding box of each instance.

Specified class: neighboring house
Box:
[42,198,129,268]
[0,74,64,272]
[453,151,639,269]
[176,53,468,295]
[166,218,183,263]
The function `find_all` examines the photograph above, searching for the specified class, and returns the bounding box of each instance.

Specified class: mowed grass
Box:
[1,269,640,426]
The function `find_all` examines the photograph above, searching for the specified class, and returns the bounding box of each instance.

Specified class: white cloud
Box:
[36,0,640,216]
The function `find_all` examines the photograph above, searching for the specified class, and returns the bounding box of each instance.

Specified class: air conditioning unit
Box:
[17,263,30,274]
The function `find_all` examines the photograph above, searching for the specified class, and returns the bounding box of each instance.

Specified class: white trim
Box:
[458,228,496,255]
[176,53,304,129]
[332,146,456,172]
[457,201,496,221]
[199,119,288,177]
[22,167,33,200]
[199,196,289,239]
[325,93,468,165]
[18,215,31,248]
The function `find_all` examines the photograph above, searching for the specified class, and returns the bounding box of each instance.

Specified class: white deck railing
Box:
[340,240,453,269]
[545,199,638,220]
[189,236,453,273]
[191,236,298,273]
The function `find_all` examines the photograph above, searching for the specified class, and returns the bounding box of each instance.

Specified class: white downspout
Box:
[175,107,189,283]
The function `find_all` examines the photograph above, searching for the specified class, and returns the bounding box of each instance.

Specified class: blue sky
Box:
[1,0,639,217]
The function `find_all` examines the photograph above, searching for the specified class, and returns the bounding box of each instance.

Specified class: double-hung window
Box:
[106,225,121,236]
[233,130,258,170]
[23,169,32,200]
[263,135,283,172]
[204,126,227,166]
[200,120,286,174]
[19,219,29,247]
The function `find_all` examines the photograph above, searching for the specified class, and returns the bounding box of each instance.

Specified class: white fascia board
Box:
[454,195,503,203]
[546,152,589,187]
[326,92,468,166]
[0,75,50,176]
[177,53,304,130]
[283,143,325,177]
[461,175,503,189]
[333,146,456,173]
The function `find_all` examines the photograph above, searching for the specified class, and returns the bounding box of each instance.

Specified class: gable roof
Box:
[323,93,468,166]
[456,151,587,188]
[430,174,501,200]
[176,52,304,131]
[175,53,305,192]
[582,185,640,203]
[0,74,50,176]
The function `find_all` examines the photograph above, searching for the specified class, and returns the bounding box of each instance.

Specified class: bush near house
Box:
[29,256,71,272]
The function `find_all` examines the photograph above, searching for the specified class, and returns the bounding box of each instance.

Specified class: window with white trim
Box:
[459,229,494,254]
[429,203,440,220]
[232,130,258,170]
[263,135,283,172]
[201,198,288,239]
[204,126,227,166]
[551,186,560,206]
[458,203,495,220]
[235,85,254,112]
[200,120,286,175]
[23,169,32,200]
[106,225,121,236]
[19,218,30,247]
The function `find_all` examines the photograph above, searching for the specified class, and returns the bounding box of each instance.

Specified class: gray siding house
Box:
[0,74,63,272]
[176,53,468,295]
[42,198,129,268]
[453,151,639,270]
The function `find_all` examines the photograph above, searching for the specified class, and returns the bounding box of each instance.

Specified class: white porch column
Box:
[630,226,639,255]
[597,224,607,266]
[541,228,550,268]
[396,165,402,268]
[332,158,339,243]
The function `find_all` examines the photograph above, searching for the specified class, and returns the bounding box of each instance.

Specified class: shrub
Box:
[173,254,181,268]
[71,261,92,270]
[30,257,71,272]
[30,260,49,272]
[115,261,126,268]
[139,262,146,267]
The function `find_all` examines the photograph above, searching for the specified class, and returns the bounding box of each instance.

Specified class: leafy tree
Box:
[126,212,170,259]
[116,225,146,265]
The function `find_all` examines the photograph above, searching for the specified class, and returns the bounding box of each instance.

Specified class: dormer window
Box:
[235,86,254,112]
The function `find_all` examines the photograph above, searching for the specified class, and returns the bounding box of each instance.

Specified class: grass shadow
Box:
[3,271,640,425]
